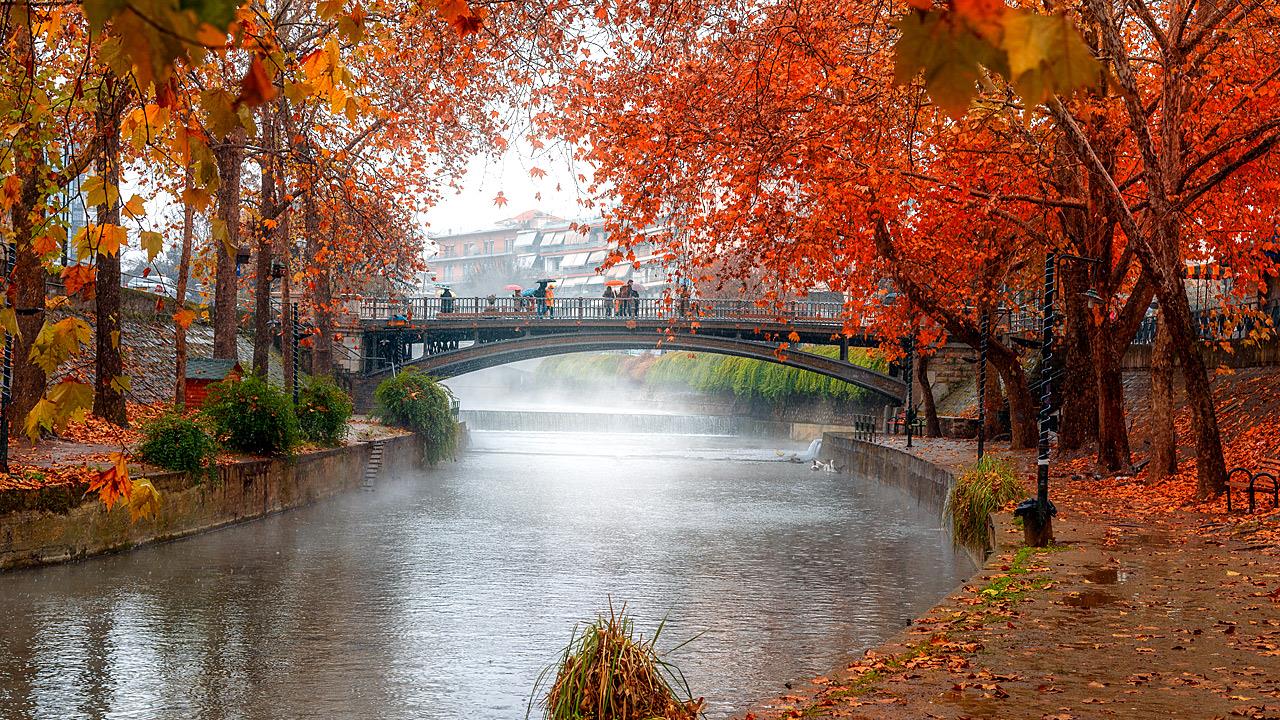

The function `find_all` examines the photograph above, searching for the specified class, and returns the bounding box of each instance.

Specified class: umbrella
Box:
[504,284,522,292]
[604,278,626,287]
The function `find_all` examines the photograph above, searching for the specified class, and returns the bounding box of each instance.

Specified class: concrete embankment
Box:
[820,432,986,568]
[0,434,424,572]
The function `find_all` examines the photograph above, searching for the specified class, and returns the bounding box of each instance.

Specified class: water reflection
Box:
[0,430,967,719]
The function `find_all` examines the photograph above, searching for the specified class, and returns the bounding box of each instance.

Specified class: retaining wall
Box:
[821,433,984,568]
[0,433,423,572]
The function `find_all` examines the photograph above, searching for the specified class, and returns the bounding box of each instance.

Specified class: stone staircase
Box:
[362,441,385,490]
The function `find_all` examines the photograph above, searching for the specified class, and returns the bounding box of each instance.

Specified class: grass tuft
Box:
[531,603,703,720]
[946,455,1025,551]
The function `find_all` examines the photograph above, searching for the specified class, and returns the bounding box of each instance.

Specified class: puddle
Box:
[1063,591,1117,609]
[1084,567,1122,584]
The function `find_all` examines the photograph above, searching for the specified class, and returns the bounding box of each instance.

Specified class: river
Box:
[0,424,968,719]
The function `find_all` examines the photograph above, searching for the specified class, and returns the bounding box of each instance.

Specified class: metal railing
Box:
[850,413,879,442]
[1132,300,1280,346]
[358,296,854,325]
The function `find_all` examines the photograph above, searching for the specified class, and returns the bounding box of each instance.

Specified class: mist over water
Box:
[0,360,967,719]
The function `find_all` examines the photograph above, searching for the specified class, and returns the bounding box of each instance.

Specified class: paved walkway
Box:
[740,437,1280,720]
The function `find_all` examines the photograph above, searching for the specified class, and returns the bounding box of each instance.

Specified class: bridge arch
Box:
[357,332,905,405]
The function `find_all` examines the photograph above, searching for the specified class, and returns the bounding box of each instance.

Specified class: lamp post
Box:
[903,334,915,449]
[977,310,989,460]
[1015,252,1103,547]
[0,241,13,474]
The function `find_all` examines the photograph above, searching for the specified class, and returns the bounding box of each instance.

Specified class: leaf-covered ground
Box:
[738,366,1280,720]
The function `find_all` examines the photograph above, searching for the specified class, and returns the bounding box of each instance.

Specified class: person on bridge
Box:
[624,280,641,316]
[602,285,616,317]
[440,287,454,314]
[545,283,556,318]
[533,280,549,317]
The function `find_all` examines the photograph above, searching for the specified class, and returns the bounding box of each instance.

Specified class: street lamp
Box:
[1015,251,1103,547]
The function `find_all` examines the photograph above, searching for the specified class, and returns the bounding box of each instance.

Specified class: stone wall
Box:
[0,434,423,572]
[820,433,984,568]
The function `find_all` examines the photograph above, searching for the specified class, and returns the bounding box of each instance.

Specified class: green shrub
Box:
[202,375,300,456]
[374,370,458,464]
[531,604,701,720]
[946,455,1026,551]
[137,413,219,476]
[297,377,354,446]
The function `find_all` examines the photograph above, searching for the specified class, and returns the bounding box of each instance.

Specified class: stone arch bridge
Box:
[342,295,907,410]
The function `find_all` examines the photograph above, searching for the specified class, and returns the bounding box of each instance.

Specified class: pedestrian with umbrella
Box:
[602,280,620,317]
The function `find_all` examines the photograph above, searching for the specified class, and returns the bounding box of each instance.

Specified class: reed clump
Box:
[532,605,702,720]
[946,455,1025,550]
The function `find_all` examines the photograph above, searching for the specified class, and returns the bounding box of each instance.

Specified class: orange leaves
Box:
[237,56,277,107]
[61,264,96,299]
[493,191,509,207]
[893,3,1101,118]
[89,453,132,511]
[173,308,197,329]
[436,0,485,35]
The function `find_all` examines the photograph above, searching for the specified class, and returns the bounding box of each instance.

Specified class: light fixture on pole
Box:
[1015,251,1104,547]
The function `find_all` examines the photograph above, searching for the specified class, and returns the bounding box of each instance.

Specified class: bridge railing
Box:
[359,296,853,325]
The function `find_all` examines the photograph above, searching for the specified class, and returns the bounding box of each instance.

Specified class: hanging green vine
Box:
[373,370,459,465]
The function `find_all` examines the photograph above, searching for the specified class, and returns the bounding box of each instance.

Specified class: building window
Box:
[483,240,495,255]
[506,239,514,252]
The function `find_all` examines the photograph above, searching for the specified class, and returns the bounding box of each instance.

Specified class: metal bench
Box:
[1226,457,1280,513]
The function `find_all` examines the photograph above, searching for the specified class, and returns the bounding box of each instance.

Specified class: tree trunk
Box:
[174,168,196,408]
[1151,249,1227,496]
[9,170,47,436]
[212,131,244,361]
[1092,336,1132,472]
[1149,313,1178,481]
[915,352,941,437]
[252,110,276,378]
[279,181,294,398]
[983,359,1004,438]
[92,85,127,426]
[988,346,1037,449]
[1058,266,1099,451]
[304,195,333,376]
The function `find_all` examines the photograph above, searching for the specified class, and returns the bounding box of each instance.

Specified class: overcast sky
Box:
[421,146,596,237]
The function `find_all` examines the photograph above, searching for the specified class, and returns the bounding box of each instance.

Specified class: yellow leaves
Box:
[28,317,92,375]
[0,308,19,338]
[128,478,162,522]
[123,194,147,218]
[998,11,1102,106]
[174,307,197,329]
[82,174,120,209]
[72,223,128,259]
[200,87,241,140]
[140,230,164,261]
[211,217,234,257]
[317,0,344,20]
[83,0,239,92]
[25,379,93,442]
[893,5,1100,118]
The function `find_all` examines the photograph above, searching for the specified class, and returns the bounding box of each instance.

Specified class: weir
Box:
[460,409,742,435]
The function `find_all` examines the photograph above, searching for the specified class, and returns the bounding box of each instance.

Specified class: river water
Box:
[0,427,968,720]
